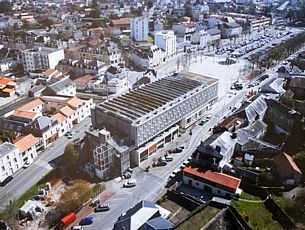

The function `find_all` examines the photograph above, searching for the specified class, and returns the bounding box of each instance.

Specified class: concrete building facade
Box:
[131,17,149,42]
[92,71,218,166]
[154,30,177,60]
[22,47,65,73]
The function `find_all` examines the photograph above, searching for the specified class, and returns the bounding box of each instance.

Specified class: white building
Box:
[0,142,23,183]
[183,166,242,199]
[131,17,149,42]
[154,30,177,60]
[14,134,41,165]
[22,47,65,73]
[130,45,165,69]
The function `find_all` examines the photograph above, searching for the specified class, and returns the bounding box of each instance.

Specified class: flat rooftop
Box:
[97,72,218,124]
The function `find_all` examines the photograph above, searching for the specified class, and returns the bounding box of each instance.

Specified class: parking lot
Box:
[216,27,303,60]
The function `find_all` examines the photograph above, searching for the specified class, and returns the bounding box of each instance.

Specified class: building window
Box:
[186,118,191,124]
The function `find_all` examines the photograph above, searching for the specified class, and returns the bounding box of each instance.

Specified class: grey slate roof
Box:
[0,142,17,158]
[207,28,221,36]
[237,120,267,145]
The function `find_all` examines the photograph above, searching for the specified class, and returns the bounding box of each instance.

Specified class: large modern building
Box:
[92,71,218,166]
[154,30,176,60]
[22,47,65,73]
[131,17,149,42]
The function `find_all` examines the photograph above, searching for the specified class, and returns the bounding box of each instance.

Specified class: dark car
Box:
[0,176,13,186]
[172,148,182,153]
[94,205,110,212]
[79,217,93,226]
[153,161,167,167]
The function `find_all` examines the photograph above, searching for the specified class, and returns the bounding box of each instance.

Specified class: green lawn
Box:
[175,206,220,230]
[231,198,283,230]
[274,196,305,229]
[239,192,261,201]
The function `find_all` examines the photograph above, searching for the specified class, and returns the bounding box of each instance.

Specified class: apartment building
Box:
[92,71,218,166]
[154,30,177,60]
[14,134,41,165]
[0,142,23,183]
[131,17,149,42]
[22,47,65,73]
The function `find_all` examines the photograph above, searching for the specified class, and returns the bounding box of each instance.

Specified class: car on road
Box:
[71,226,83,230]
[90,198,100,207]
[123,179,136,188]
[0,176,13,186]
[67,131,76,139]
[64,131,70,137]
[94,204,110,212]
[79,217,93,226]
[153,161,167,167]
[171,148,182,153]
[165,156,173,162]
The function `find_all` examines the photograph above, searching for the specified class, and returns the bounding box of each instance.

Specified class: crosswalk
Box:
[34,159,56,170]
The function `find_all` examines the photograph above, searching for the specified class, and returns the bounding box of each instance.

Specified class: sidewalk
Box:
[65,190,115,229]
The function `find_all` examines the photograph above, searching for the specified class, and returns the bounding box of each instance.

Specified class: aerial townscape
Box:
[0,0,305,229]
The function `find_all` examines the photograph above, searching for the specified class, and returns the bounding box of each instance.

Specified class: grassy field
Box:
[239,192,261,201]
[175,206,220,230]
[274,195,305,229]
[232,197,283,230]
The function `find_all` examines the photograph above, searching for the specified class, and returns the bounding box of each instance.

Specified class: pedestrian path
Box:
[34,159,55,170]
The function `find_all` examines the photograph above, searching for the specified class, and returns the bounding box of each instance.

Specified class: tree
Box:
[41,18,54,28]
[0,1,12,14]
[184,1,193,19]
[147,0,153,9]
[294,151,305,174]
[88,8,100,18]
[22,20,30,30]
[56,182,93,215]
[70,3,81,12]
[62,144,79,174]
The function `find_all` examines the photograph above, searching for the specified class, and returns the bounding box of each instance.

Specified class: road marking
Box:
[34,160,55,170]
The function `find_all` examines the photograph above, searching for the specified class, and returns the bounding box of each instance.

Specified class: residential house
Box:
[0,77,17,97]
[222,22,242,38]
[26,116,59,148]
[173,22,196,43]
[73,74,96,91]
[113,200,173,230]
[42,78,76,97]
[204,131,237,168]
[55,58,107,78]
[206,29,221,44]
[264,99,302,135]
[272,152,302,186]
[110,18,131,31]
[14,134,41,165]
[130,45,164,69]
[288,77,305,100]
[232,94,267,125]
[0,142,23,183]
[183,166,242,199]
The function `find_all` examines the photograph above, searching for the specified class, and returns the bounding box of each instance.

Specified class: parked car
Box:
[165,156,173,162]
[79,217,93,226]
[0,176,13,186]
[71,226,82,230]
[65,131,70,137]
[123,179,136,188]
[172,148,182,153]
[95,204,110,212]
[79,217,93,225]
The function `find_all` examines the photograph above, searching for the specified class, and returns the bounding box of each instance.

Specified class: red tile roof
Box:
[111,18,131,25]
[14,134,40,153]
[183,166,241,190]
[18,99,44,111]
[274,152,301,174]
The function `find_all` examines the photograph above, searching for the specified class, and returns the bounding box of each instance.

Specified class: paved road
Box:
[0,118,91,208]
